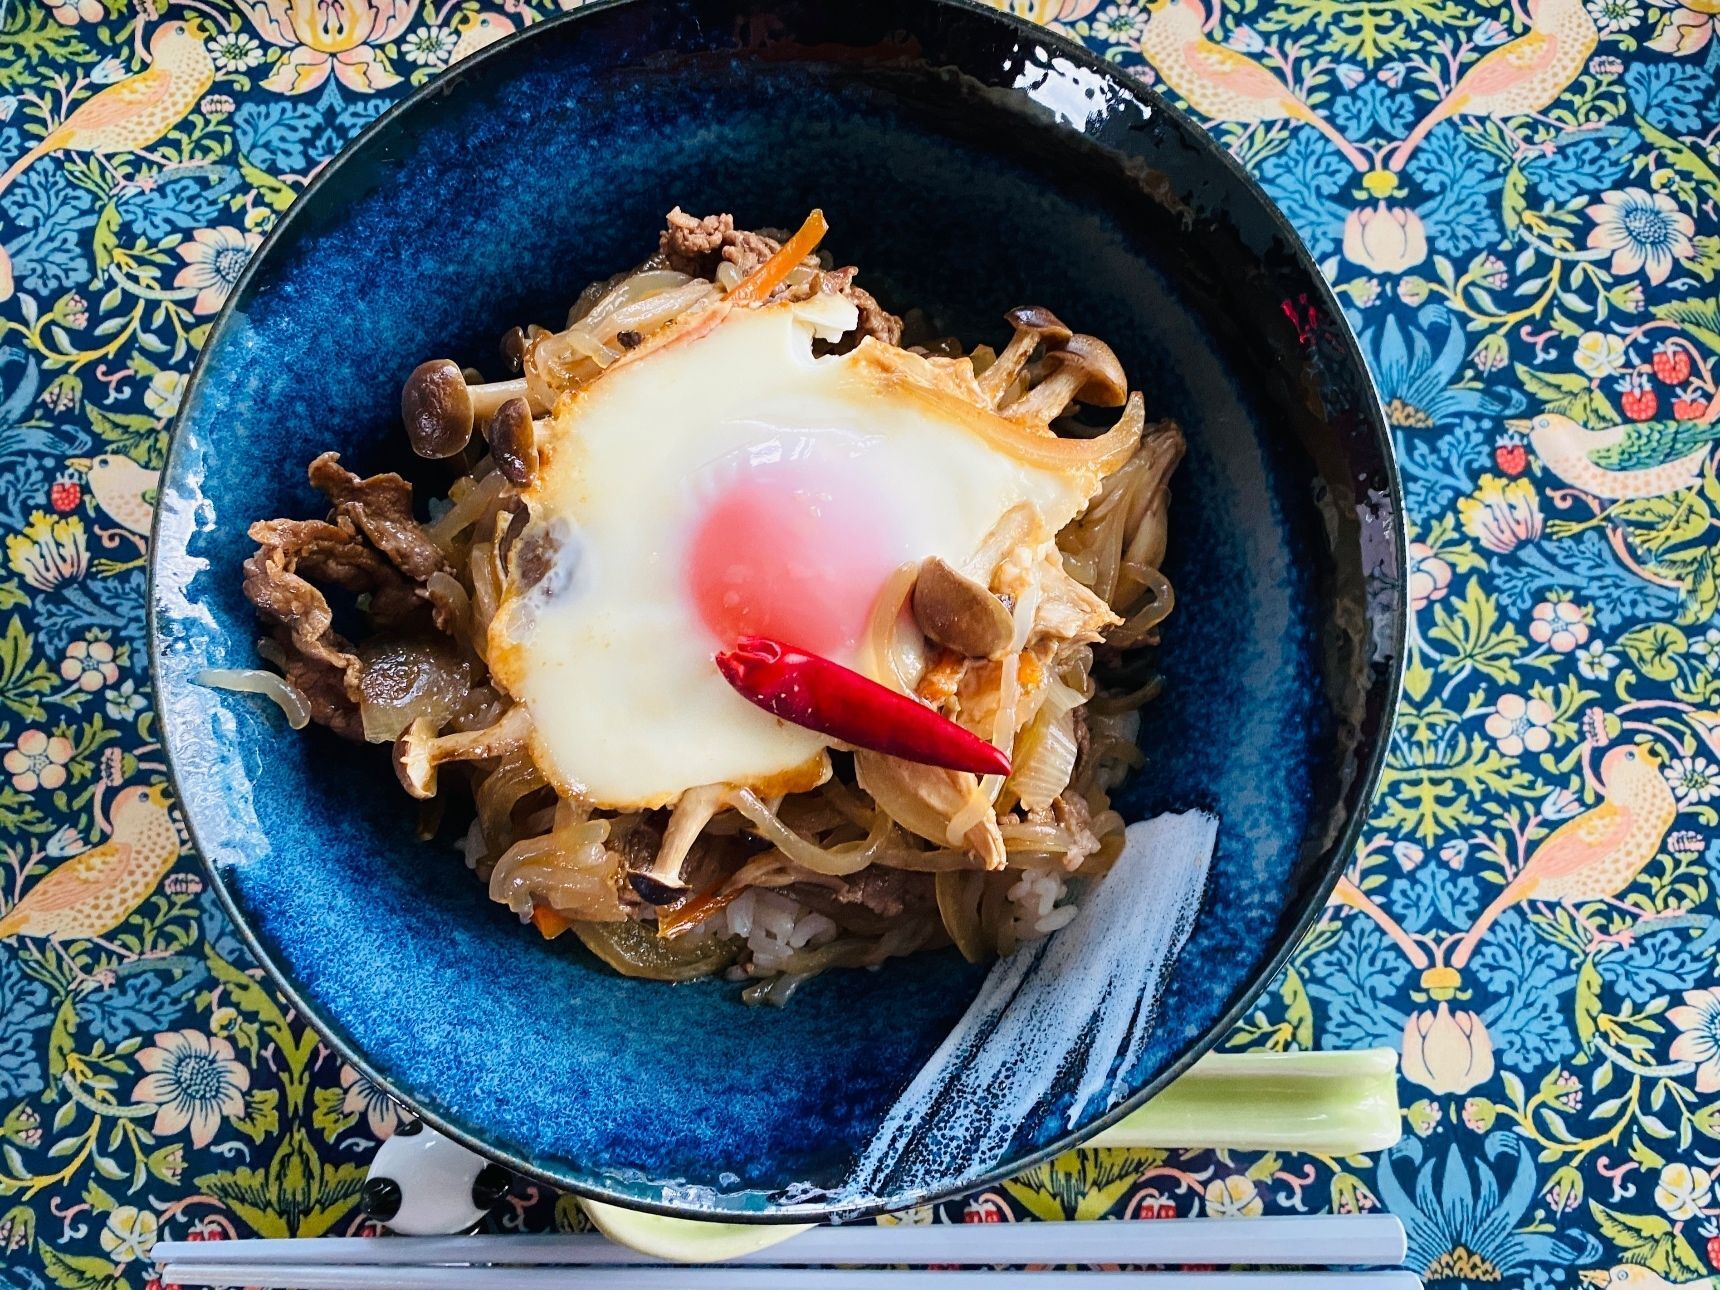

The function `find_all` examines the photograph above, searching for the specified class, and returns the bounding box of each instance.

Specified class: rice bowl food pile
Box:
[217,208,1185,1004]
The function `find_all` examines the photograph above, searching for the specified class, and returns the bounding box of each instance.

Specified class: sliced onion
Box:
[1058,650,1095,700]
[604,280,719,339]
[728,787,886,877]
[488,832,556,911]
[854,360,1145,477]
[197,668,309,729]
[860,561,925,694]
[424,571,472,642]
[857,752,964,846]
[475,749,547,846]
[573,918,739,982]
[1090,673,1163,715]
[867,846,988,872]
[944,783,995,847]
[535,275,723,394]
[1105,568,1175,647]
[998,820,1078,851]
[549,327,622,368]
[571,268,694,330]
[936,870,990,963]
[425,470,507,550]
[1120,491,1169,590]
[1090,495,1130,604]
[1083,709,1145,792]
[489,814,623,922]
[449,684,505,733]
[1009,707,1078,812]
[566,271,627,326]
[468,540,502,659]
[980,650,1018,805]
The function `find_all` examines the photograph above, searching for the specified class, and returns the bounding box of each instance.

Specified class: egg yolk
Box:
[685,458,900,658]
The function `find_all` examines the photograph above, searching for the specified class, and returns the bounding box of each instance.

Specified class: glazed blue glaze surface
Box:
[150,0,1402,1219]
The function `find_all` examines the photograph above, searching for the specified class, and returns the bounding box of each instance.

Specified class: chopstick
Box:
[162,1269,1423,1290]
[155,1214,1406,1270]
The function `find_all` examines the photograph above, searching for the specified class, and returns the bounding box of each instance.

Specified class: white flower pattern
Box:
[174,227,262,317]
[1484,694,1555,757]
[1586,188,1699,285]
[130,1031,250,1149]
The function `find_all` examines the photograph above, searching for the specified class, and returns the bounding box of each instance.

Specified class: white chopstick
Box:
[155,1215,1406,1269]
[163,1269,1422,1290]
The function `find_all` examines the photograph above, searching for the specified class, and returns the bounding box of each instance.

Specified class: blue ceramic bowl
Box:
[150,0,1403,1221]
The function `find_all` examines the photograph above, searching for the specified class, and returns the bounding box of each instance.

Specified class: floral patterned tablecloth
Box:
[2,0,1719,1284]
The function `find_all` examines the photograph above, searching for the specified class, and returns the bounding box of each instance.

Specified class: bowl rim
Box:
[148,0,1406,1223]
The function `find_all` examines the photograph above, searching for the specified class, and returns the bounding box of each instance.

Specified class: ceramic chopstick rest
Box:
[362,1120,513,1236]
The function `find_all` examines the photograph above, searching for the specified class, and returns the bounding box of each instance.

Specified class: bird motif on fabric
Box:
[1508,413,1720,501]
[1580,1266,1720,1289]
[450,9,516,62]
[1388,0,1598,172]
[0,20,215,301]
[1451,744,1677,967]
[1139,0,1370,172]
[67,453,161,538]
[0,784,179,947]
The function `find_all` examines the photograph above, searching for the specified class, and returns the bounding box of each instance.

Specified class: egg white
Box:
[489,297,1097,810]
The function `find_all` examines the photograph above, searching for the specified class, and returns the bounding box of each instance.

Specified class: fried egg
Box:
[489,296,1105,809]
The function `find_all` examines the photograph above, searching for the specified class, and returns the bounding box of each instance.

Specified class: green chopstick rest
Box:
[1088,1048,1402,1151]
[582,1048,1402,1260]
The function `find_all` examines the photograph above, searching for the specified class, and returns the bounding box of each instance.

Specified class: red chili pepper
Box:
[714,636,1011,777]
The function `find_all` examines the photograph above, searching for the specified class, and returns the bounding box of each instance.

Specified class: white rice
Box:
[721,889,837,973]
[1007,870,1077,939]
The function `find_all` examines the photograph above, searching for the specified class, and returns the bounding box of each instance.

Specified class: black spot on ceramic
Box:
[473,1164,512,1209]
[361,1177,404,1223]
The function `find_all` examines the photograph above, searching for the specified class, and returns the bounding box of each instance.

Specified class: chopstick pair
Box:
[161,1272,1421,1290]
[156,1215,1418,1288]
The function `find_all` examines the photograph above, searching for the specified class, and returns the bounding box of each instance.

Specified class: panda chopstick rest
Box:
[362,1120,512,1236]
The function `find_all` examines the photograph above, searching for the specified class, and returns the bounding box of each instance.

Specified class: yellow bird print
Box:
[1140,0,1370,173]
[0,783,180,950]
[67,452,161,539]
[0,19,216,300]
[1581,1265,1720,1288]
[1451,743,1677,967]
[449,9,516,62]
[1508,412,1720,502]
[1388,0,1598,172]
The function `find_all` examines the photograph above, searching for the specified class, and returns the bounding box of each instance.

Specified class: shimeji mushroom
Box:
[499,326,528,375]
[629,784,729,905]
[400,360,539,460]
[977,306,1073,407]
[912,556,1014,659]
[999,333,1128,424]
[393,706,532,800]
[487,397,541,488]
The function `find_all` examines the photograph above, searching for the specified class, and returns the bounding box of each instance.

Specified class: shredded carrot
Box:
[531,905,571,939]
[726,209,828,307]
[656,884,742,940]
